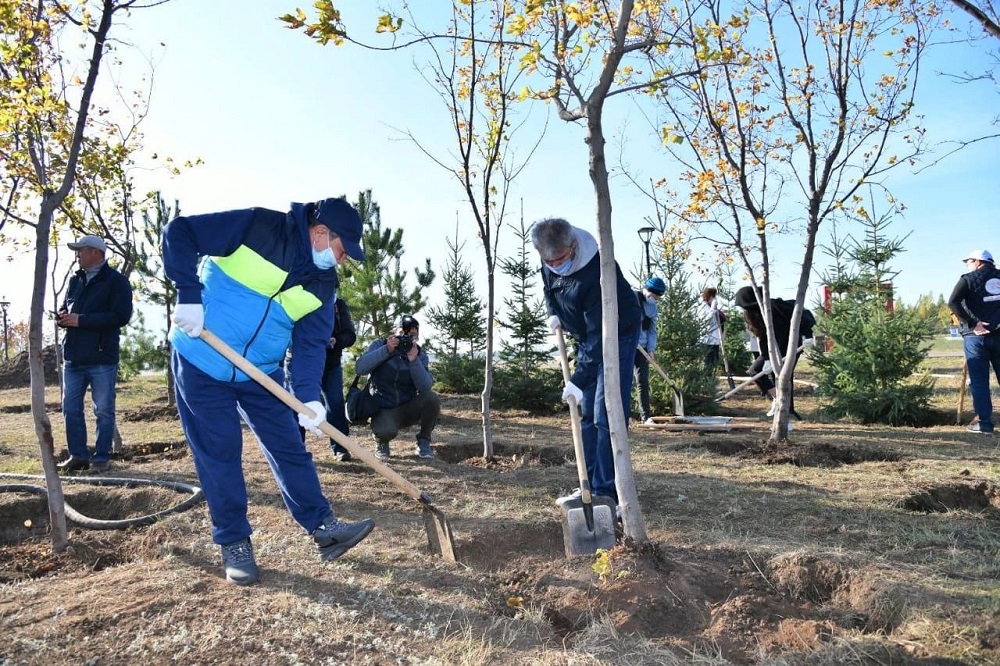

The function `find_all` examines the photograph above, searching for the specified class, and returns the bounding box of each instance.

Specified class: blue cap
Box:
[313,198,365,261]
[644,277,666,295]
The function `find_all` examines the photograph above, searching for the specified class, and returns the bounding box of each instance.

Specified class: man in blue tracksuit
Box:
[531,217,642,507]
[163,197,374,585]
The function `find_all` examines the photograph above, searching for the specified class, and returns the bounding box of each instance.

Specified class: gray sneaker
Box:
[374,439,391,460]
[220,538,259,585]
[415,438,434,459]
[90,460,111,474]
[312,518,376,561]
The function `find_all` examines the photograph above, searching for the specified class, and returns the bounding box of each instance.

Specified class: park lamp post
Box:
[637,226,655,277]
[0,298,9,363]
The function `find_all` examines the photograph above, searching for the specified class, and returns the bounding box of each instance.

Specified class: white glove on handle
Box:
[802,337,816,349]
[561,381,583,405]
[173,303,205,338]
[761,360,773,374]
[298,400,326,436]
[547,315,561,335]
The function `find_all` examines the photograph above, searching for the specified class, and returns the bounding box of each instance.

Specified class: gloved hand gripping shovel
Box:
[554,326,617,557]
[199,329,458,563]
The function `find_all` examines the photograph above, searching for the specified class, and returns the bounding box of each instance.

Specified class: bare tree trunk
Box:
[586,106,648,543]
[165,302,175,407]
[30,201,68,552]
[481,271,496,458]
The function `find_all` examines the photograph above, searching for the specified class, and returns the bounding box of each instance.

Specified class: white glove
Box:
[761,361,773,374]
[561,381,583,405]
[547,315,561,334]
[802,337,816,348]
[298,400,326,436]
[173,303,205,337]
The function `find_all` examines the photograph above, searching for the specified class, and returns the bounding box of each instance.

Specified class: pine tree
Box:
[497,216,550,374]
[132,192,178,405]
[337,190,435,351]
[812,205,936,425]
[426,221,486,357]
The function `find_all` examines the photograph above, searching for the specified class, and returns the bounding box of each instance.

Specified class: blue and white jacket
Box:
[163,203,337,403]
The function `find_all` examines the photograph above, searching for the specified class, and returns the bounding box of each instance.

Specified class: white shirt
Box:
[697,298,722,345]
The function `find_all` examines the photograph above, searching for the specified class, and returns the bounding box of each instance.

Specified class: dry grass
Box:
[1,364,998,665]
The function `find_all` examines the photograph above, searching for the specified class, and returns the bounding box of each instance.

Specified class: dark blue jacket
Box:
[60,263,133,365]
[163,203,338,403]
[355,337,434,409]
[540,228,641,389]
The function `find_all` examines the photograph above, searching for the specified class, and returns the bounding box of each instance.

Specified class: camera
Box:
[396,334,414,354]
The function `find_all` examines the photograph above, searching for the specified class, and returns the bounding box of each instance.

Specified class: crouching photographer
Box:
[355,315,440,460]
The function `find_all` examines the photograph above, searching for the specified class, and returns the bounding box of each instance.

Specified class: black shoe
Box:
[415,439,435,459]
[331,445,352,462]
[90,460,111,473]
[57,457,90,473]
[312,518,375,561]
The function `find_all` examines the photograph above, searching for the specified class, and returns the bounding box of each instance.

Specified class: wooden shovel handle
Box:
[553,326,596,506]
[198,329,429,505]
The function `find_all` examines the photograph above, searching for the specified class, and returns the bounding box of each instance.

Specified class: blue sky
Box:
[3,1,997,337]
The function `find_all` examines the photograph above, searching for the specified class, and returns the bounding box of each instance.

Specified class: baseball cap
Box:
[312,198,365,261]
[399,314,419,331]
[67,235,107,252]
[962,249,993,263]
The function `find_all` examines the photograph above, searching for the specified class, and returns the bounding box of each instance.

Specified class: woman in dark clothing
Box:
[734,286,802,419]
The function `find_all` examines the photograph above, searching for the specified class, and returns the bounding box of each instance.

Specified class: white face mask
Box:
[647,295,658,304]
[312,247,335,269]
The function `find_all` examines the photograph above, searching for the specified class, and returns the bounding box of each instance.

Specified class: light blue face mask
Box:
[549,259,574,276]
[312,247,336,270]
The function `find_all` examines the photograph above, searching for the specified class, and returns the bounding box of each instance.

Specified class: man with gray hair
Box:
[948,249,1000,434]
[531,217,642,509]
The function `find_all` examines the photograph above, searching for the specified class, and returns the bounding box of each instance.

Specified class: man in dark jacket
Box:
[56,235,133,474]
[531,217,641,507]
[296,297,356,461]
[355,315,439,460]
[948,249,1000,434]
[163,197,375,585]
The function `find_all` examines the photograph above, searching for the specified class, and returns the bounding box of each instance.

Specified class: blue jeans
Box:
[62,362,118,463]
[633,351,651,421]
[964,334,1000,432]
[580,329,639,504]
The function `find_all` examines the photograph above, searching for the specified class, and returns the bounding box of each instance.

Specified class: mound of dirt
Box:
[0,346,59,390]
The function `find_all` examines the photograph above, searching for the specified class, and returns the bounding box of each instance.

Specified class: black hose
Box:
[0,473,204,530]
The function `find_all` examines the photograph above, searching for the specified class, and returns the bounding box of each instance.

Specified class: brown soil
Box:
[0,346,59,390]
[0,392,997,665]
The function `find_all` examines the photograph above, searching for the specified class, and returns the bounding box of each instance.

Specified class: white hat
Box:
[67,235,107,252]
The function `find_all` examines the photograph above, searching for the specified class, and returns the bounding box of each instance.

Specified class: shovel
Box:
[199,329,458,563]
[717,318,736,390]
[553,326,617,557]
[636,346,685,417]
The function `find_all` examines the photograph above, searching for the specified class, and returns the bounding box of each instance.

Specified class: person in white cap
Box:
[948,249,1000,434]
[56,235,133,474]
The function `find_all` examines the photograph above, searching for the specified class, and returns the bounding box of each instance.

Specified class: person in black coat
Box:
[734,285,803,419]
[322,298,356,459]
[55,235,133,474]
